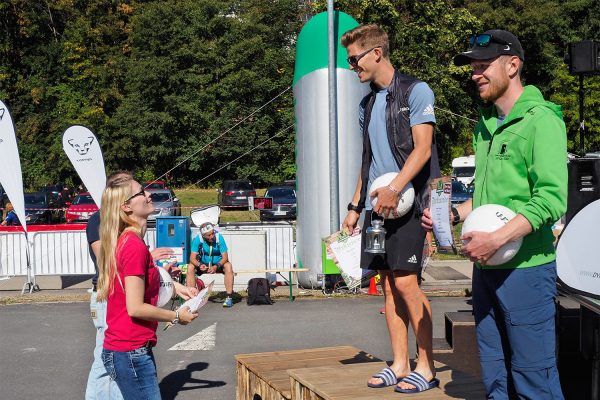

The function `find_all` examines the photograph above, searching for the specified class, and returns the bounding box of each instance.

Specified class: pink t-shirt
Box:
[104,231,159,351]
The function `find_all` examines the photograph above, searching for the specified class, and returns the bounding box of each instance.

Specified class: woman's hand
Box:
[150,247,174,261]
[174,282,198,300]
[177,306,198,325]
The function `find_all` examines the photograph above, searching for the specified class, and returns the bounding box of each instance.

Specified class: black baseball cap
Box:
[454,29,525,66]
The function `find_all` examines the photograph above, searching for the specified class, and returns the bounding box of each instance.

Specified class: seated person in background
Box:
[1,202,19,226]
[187,222,235,308]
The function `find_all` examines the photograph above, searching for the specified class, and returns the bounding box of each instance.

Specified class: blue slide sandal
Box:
[367,367,400,388]
[394,371,440,393]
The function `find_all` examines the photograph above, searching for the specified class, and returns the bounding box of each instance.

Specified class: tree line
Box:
[1,0,598,189]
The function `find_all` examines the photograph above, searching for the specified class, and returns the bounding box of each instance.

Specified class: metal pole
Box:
[21,231,39,294]
[579,74,585,155]
[327,0,340,233]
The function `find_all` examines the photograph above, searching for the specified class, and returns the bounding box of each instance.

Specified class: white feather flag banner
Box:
[62,125,106,207]
[0,100,27,232]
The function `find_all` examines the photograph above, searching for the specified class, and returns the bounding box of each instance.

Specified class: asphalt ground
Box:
[0,296,473,400]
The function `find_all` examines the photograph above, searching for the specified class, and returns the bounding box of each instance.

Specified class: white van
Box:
[452,155,476,186]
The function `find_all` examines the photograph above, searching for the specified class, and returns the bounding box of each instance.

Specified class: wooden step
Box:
[432,337,452,351]
[433,311,481,377]
[235,346,381,400]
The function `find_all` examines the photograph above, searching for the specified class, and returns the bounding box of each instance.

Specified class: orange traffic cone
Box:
[368,276,379,295]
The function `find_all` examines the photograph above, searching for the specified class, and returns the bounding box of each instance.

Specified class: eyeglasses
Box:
[346,46,380,68]
[469,34,511,48]
[124,188,146,203]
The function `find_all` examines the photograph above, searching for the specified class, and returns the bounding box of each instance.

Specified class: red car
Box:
[143,180,167,190]
[65,192,99,223]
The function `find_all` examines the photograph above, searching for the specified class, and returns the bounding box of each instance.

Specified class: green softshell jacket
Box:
[472,85,567,269]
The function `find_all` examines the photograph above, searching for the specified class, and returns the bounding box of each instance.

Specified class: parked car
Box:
[218,180,256,209]
[65,192,99,223]
[147,189,181,220]
[40,183,75,206]
[451,180,472,205]
[143,180,167,190]
[260,186,297,221]
[24,192,63,224]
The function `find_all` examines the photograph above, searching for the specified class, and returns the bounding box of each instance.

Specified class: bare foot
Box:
[396,368,436,391]
[367,366,410,387]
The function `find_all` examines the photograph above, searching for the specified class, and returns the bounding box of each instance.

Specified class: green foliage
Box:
[461,0,600,154]
[312,0,482,169]
[0,0,599,191]
[0,0,300,189]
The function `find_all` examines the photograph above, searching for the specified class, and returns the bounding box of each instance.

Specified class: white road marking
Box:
[168,323,217,351]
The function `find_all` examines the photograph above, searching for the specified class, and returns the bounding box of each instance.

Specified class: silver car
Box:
[147,189,181,220]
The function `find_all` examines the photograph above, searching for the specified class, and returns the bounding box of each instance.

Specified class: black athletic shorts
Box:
[360,206,426,273]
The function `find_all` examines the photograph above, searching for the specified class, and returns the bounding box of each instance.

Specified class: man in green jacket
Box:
[423,30,566,399]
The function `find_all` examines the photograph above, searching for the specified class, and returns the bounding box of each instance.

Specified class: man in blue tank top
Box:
[341,24,441,394]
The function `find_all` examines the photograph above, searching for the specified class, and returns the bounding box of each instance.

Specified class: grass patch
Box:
[173,188,267,222]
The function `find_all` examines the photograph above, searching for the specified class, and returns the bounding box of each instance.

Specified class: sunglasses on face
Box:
[124,188,146,204]
[346,46,380,68]
[469,34,511,48]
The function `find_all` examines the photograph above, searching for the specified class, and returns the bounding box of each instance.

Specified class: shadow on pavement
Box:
[160,361,226,400]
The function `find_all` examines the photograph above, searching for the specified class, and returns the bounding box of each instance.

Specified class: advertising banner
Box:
[0,101,27,231]
[62,125,106,207]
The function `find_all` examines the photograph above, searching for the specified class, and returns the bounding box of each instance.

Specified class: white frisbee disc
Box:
[157,267,174,307]
[369,172,415,218]
[461,204,522,266]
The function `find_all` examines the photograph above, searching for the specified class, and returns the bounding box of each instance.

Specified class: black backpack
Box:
[246,278,273,305]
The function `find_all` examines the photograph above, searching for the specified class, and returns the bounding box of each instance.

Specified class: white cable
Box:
[149,86,292,187]
[188,124,294,188]
[434,106,479,123]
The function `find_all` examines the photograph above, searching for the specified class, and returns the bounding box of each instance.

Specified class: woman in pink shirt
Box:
[96,175,198,399]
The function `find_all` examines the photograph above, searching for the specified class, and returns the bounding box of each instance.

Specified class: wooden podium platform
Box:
[289,361,486,400]
[235,346,381,400]
[236,346,486,400]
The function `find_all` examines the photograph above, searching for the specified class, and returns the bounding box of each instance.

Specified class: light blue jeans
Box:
[85,292,123,400]
[102,346,161,400]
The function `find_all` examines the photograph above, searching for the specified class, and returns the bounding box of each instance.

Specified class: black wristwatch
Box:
[451,207,461,226]
[347,202,363,214]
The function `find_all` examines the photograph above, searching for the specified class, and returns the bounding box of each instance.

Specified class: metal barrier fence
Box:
[0,222,295,277]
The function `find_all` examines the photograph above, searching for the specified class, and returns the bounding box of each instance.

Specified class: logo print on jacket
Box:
[495,143,511,160]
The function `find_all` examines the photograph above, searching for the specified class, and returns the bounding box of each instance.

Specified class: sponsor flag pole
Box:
[62,126,106,208]
[0,101,38,292]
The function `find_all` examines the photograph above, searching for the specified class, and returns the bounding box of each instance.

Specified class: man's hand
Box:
[198,264,208,272]
[207,265,217,274]
[421,208,433,231]
[342,210,360,234]
[370,187,399,218]
[150,247,175,261]
[461,231,502,265]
